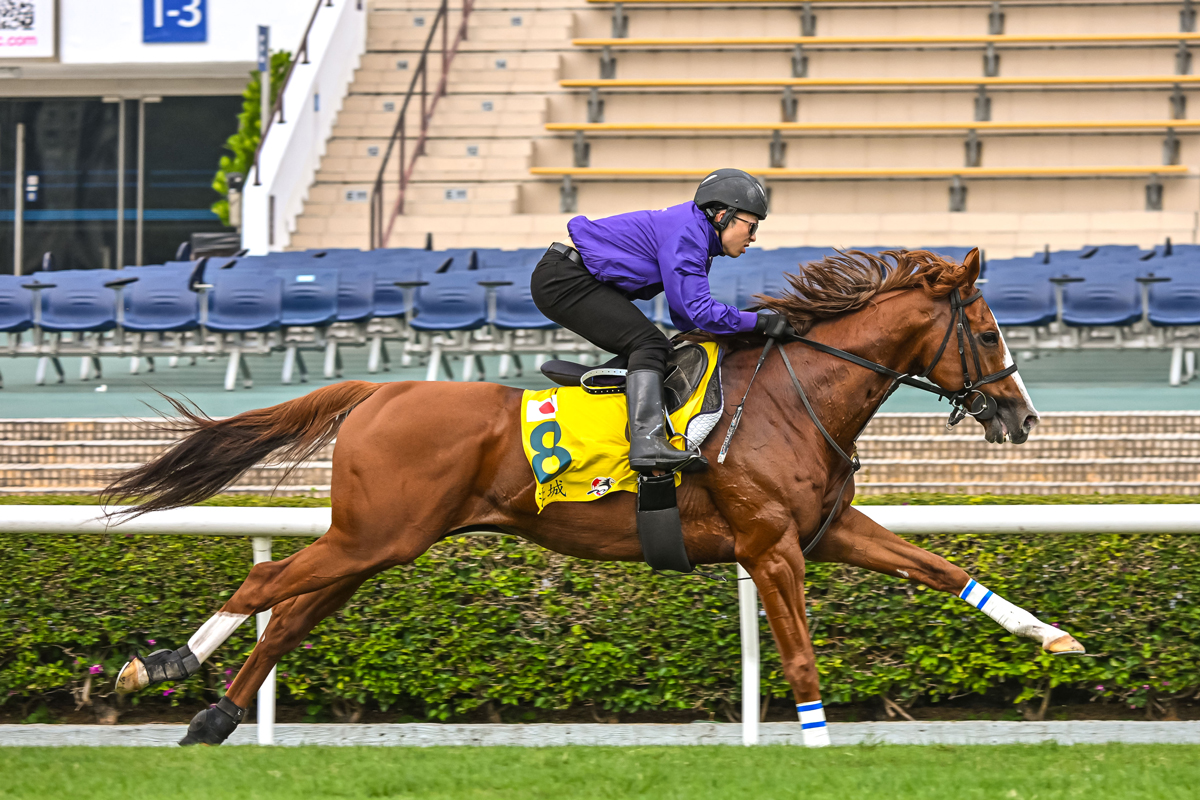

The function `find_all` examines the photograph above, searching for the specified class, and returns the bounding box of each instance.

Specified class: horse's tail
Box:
[102,381,382,517]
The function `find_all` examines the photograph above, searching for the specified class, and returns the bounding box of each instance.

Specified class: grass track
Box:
[2,744,1197,799]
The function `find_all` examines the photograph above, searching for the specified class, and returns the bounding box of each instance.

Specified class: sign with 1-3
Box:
[143,0,207,43]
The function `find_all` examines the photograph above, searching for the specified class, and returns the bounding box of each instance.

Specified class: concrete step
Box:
[0,463,334,492]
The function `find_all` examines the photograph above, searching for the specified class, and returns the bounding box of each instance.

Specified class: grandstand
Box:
[284,0,1200,254]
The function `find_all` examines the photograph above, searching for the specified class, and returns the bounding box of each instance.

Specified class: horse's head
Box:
[918,248,1040,444]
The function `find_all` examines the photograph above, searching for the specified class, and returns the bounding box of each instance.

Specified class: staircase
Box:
[291,0,579,250]
[3,413,1196,496]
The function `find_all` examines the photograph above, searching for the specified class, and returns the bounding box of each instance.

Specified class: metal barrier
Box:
[370,0,475,248]
[3,504,1198,746]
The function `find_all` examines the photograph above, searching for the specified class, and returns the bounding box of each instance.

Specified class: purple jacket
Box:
[567,202,758,335]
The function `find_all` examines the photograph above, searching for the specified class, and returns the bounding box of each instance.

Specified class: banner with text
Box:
[0,0,56,58]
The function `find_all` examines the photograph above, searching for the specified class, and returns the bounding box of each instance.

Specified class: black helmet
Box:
[694,168,768,228]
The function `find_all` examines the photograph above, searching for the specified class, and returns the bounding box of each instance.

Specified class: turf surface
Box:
[1,744,1196,799]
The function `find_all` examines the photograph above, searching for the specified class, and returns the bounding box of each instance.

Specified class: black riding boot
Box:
[627,370,701,473]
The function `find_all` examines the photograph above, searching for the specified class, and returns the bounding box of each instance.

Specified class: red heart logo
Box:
[539,400,555,415]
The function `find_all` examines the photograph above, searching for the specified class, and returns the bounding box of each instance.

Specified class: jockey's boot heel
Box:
[179,696,245,747]
[627,370,704,473]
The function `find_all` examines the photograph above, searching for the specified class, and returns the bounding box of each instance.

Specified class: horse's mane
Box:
[751,248,971,336]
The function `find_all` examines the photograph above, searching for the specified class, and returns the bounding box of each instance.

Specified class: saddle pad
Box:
[521,342,724,512]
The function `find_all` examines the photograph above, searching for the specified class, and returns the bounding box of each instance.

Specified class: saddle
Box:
[540,342,715,416]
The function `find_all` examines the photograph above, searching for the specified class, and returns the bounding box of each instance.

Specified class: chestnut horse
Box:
[108,248,1084,747]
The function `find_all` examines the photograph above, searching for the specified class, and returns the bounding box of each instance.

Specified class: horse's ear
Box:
[962,247,981,288]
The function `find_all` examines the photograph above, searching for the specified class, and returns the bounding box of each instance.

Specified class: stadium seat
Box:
[1060,253,1155,328]
[1147,257,1200,326]
[409,273,488,331]
[488,271,557,330]
[980,257,1057,327]
[476,248,546,271]
[0,276,34,333]
[335,269,377,323]
[274,267,340,328]
[26,270,131,333]
[436,248,479,271]
[122,264,202,332]
[204,271,284,332]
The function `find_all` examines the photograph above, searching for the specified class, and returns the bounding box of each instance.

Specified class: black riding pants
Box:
[530,248,672,376]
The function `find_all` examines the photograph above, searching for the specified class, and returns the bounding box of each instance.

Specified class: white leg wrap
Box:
[187,612,250,664]
[960,578,1060,647]
[797,700,831,747]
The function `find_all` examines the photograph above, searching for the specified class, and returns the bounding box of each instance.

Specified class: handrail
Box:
[573,33,1200,47]
[252,0,357,186]
[370,0,474,250]
[546,120,1200,132]
[530,165,1193,178]
[562,75,1200,88]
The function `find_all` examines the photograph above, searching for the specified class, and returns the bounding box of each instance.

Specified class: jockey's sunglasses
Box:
[732,215,759,236]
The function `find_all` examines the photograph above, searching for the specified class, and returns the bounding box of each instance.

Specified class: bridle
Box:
[716,285,1020,557]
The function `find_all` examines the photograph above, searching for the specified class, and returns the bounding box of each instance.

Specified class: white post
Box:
[251,536,275,745]
[737,564,760,745]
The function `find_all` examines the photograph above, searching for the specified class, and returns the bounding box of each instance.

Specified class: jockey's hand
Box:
[754,312,796,339]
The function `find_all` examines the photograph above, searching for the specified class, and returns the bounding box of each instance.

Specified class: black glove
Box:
[754,312,796,339]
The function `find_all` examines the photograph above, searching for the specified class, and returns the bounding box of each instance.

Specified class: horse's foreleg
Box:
[117,526,406,694]
[739,534,830,747]
[177,575,368,747]
[810,506,1084,655]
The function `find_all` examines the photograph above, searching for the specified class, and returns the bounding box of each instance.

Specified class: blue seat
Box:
[123,264,201,332]
[1060,254,1152,328]
[1082,245,1149,263]
[709,270,742,307]
[980,257,1056,327]
[919,246,975,263]
[336,269,377,322]
[409,273,488,331]
[205,270,283,332]
[435,248,479,271]
[476,248,545,271]
[273,267,340,328]
[487,271,556,330]
[1147,257,1200,326]
[0,275,34,333]
[26,270,124,333]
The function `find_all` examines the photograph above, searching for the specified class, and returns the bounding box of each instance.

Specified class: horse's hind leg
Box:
[178,575,367,747]
[117,524,429,694]
[810,506,1084,654]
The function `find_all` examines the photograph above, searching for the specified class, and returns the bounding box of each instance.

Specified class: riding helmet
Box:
[694,168,769,228]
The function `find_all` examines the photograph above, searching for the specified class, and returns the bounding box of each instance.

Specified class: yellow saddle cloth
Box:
[521,342,724,512]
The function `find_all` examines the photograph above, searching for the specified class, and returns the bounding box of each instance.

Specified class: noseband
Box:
[717,285,1021,557]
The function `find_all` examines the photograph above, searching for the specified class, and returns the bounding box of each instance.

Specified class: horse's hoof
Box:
[115,657,149,694]
[1044,633,1086,655]
[178,697,245,747]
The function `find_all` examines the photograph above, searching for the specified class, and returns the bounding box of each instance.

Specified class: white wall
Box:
[61,0,311,65]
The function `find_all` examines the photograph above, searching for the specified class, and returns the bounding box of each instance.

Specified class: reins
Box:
[718,285,1021,559]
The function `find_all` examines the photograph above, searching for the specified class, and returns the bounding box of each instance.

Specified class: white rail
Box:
[3,504,1198,746]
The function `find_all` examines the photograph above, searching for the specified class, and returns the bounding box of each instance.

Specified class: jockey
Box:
[531,167,789,473]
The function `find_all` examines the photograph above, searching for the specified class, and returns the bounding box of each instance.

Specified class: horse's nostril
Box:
[1023,414,1040,431]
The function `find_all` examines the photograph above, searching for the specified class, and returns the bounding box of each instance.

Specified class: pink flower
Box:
[1143,684,1150,689]
[89,664,103,675]
[303,643,313,649]
[280,672,287,678]
[162,688,175,696]
[224,669,233,676]
[1051,623,1060,628]
[1095,685,1104,691]
[147,639,156,645]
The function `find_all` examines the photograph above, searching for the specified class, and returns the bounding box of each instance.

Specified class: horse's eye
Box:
[980,331,999,346]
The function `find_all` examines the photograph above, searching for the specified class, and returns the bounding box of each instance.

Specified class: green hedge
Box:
[1,494,1197,720]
